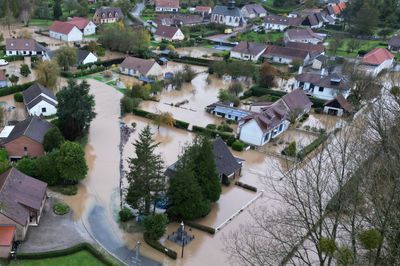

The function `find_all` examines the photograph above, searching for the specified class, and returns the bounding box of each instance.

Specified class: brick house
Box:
[1,116,54,159]
[0,168,47,242]
[93,7,124,24]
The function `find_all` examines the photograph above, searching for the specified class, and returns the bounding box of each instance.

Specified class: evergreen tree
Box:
[126,126,165,215]
[57,80,96,140]
[57,141,87,183]
[53,0,63,20]
[167,166,210,220]
[43,127,65,152]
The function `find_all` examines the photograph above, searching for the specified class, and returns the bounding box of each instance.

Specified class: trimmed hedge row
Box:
[61,66,107,78]
[132,108,190,130]
[144,232,177,260]
[235,181,257,192]
[192,125,233,141]
[17,242,119,266]
[170,56,215,67]
[3,55,24,62]
[0,81,35,97]
[77,57,125,70]
[184,220,216,234]
[297,133,328,160]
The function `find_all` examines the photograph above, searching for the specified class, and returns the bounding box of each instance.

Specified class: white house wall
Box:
[239,119,265,146]
[28,101,57,116]
[82,53,98,65]
[83,21,96,35]
[50,27,83,42]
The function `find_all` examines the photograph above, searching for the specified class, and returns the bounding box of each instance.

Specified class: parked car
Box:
[0,59,9,66]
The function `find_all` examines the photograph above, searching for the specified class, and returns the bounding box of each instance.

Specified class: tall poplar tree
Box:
[126,126,165,215]
[53,0,63,20]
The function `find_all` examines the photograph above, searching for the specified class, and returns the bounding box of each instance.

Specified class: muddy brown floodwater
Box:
[141,72,230,128]
[62,77,289,266]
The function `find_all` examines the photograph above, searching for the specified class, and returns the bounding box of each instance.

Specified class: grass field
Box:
[9,251,107,266]
[233,31,283,43]
[29,19,53,27]
[326,38,388,57]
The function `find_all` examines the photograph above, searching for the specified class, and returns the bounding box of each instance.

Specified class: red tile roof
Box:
[332,4,341,15]
[155,0,179,9]
[0,226,15,246]
[195,6,211,12]
[362,48,394,65]
[49,21,77,34]
[338,2,346,11]
[66,17,90,30]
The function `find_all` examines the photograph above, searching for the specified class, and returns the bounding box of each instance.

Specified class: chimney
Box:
[298,66,303,74]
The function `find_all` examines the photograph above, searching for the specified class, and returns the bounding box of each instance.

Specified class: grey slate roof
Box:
[281,89,312,113]
[5,116,54,144]
[77,49,91,65]
[296,72,351,90]
[242,4,266,16]
[212,137,242,177]
[22,83,57,107]
[94,7,124,19]
[231,41,267,56]
[0,168,47,225]
[212,5,242,17]
[389,36,400,48]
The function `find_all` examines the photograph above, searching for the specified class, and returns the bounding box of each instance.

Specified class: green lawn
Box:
[141,7,155,22]
[29,19,53,27]
[326,38,387,57]
[233,31,283,43]
[10,251,107,266]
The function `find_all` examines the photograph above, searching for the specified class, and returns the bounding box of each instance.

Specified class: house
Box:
[1,116,54,159]
[154,25,185,42]
[22,83,58,117]
[165,137,243,183]
[230,41,267,62]
[361,48,394,76]
[323,95,354,116]
[0,168,47,241]
[289,9,326,28]
[211,0,245,27]
[0,225,15,258]
[49,21,83,42]
[66,17,96,36]
[0,71,6,88]
[312,54,329,70]
[262,45,311,65]
[327,2,346,19]
[205,102,252,121]
[77,50,98,65]
[241,4,267,19]
[263,15,302,31]
[155,0,179,12]
[119,56,162,77]
[388,36,400,52]
[194,6,212,17]
[5,38,46,56]
[295,70,352,100]
[284,28,325,44]
[285,42,325,60]
[238,90,311,146]
[93,7,124,24]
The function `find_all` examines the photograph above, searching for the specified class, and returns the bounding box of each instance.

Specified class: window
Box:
[263,133,270,142]
[24,147,28,152]
[319,87,324,92]
[42,107,46,113]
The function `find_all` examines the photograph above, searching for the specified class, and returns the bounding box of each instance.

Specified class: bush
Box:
[14,92,23,102]
[143,213,168,240]
[0,81,34,97]
[297,134,328,160]
[231,140,245,151]
[226,135,236,146]
[121,96,135,115]
[119,207,133,222]
[20,64,31,77]
[281,141,296,157]
[143,232,177,259]
[50,185,78,195]
[174,119,189,130]
[235,181,257,192]
[217,124,233,133]
[16,157,38,177]
[206,124,217,130]
[53,202,70,215]
[184,220,216,234]
[43,127,64,152]
[132,108,189,130]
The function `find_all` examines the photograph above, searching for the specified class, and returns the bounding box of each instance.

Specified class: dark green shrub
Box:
[184,220,216,234]
[297,134,328,160]
[0,81,34,97]
[119,207,133,222]
[174,119,189,130]
[43,127,64,152]
[143,232,177,259]
[231,140,245,151]
[281,141,296,157]
[121,96,135,115]
[53,202,70,215]
[143,214,168,240]
[13,92,23,102]
[206,124,217,130]
[50,185,78,195]
[217,124,233,133]
[226,135,236,146]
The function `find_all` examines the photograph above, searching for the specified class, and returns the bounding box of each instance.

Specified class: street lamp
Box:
[180,221,185,258]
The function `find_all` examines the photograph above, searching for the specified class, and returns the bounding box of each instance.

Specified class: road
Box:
[129,3,155,32]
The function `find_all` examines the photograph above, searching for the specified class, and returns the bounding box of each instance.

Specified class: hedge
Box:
[61,66,107,78]
[3,55,24,62]
[0,81,35,97]
[77,58,125,70]
[184,220,216,234]
[17,242,119,266]
[297,133,328,160]
[192,125,233,141]
[235,181,257,192]
[132,108,190,130]
[144,232,177,259]
[231,140,245,151]
[170,56,215,67]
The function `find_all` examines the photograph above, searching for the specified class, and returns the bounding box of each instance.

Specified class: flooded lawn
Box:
[175,47,225,60]
[0,94,27,124]
[261,129,319,154]
[141,72,229,128]
[302,113,345,132]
